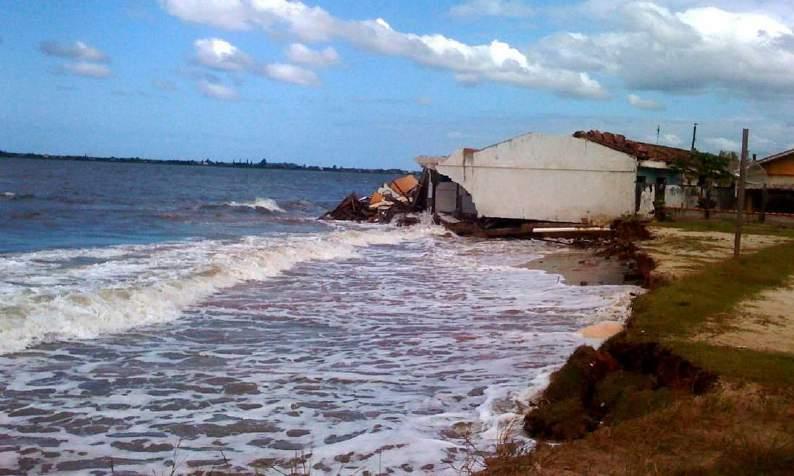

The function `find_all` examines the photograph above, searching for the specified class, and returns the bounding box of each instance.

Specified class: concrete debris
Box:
[321,173,426,224]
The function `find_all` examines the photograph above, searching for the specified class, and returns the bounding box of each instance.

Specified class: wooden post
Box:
[734,129,749,258]
[760,184,768,223]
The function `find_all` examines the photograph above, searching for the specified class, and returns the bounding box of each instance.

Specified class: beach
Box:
[0,158,641,474]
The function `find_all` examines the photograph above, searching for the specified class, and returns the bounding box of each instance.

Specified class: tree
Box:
[671,149,731,185]
[671,150,732,213]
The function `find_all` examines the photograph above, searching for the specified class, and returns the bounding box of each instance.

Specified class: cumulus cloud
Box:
[63,61,112,78]
[194,38,252,71]
[286,43,339,67]
[161,0,605,98]
[704,136,741,152]
[40,40,109,62]
[538,2,794,96]
[261,63,319,86]
[197,78,239,100]
[449,0,534,18]
[41,40,112,79]
[628,93,665,110]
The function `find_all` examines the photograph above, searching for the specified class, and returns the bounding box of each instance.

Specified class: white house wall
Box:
[435,134,638,224]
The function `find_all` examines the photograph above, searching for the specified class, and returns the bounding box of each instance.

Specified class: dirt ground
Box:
[640,226,794,355]
[698,277,794,354]
[639,226,790,280]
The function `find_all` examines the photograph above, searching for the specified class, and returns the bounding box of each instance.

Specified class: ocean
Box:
[0,158,638,474]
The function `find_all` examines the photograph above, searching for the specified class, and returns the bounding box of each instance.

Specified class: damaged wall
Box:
[435,133,638,224]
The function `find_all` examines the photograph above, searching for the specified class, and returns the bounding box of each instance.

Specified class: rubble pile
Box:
[321,173,426,224]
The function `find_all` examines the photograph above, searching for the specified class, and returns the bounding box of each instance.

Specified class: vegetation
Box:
[670,149,732,185]
[656,218,794,238]
[0,150,414,175]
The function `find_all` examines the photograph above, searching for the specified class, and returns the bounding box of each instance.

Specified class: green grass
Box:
[655,218,794,238]
[625,239,794,386]
[667,342,794,388]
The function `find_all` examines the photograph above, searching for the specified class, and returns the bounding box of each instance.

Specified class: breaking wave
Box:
[0,225,440,354]
[1,192,34,200]
[223,197,285,213]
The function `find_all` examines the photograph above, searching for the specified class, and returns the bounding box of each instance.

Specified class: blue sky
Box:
[1,0,793,169]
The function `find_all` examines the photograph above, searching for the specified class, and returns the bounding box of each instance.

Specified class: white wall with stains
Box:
[435,133,638,224]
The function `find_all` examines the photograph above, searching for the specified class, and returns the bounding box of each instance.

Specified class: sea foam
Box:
[224,197,286,212]
[0,225,439,354]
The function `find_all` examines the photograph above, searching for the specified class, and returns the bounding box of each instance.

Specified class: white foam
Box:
[0,225,439,354]
[225,197,285,212]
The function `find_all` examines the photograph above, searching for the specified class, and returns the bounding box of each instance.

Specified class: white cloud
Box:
[704,136,741,152]
[449,0,534,18]
[538,2,794,96]
[662,133,681,146]
[261,63,319,86]
[627,93,665,110]
[40,40,109,62]
[63,61,112,78]
[194,38,251,71]
[286,43,339,67]
[197,78,239,100]
[161,0,605,98]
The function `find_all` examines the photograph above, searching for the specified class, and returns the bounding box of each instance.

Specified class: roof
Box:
[759,148,794,165]
[573,130,692,164]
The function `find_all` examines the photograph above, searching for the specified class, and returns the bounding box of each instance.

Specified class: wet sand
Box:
[525,249,633,286]
[525,249,638,340]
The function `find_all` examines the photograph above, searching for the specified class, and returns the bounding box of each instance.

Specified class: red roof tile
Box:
[573,130,692,164]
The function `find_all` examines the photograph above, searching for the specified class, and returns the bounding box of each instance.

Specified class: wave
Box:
[0,225,440,354]
[1,192,34,200]
[223,197,285,213]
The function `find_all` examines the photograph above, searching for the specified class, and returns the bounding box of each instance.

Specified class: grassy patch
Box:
[667,342,794,388]
[656,218,794,238]
[627,241,794,341]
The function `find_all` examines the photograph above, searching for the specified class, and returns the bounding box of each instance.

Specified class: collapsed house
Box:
[321,173,427,225]
[415,131,689,236]
[323,130,693,238]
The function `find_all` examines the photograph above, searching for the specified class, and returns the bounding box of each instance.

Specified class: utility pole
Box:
[734,128,749,258]
[656,125,661,145]
[690,122,698,151]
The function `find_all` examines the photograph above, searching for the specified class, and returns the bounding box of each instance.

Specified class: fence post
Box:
[734,129,749,258]
[760,184,768,223]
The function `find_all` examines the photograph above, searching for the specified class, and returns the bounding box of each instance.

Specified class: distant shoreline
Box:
[1,151,415,175]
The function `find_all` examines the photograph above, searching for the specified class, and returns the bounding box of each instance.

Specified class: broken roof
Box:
[573,130,692,164]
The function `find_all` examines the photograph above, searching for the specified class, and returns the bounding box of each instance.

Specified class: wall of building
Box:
[435,133,637,224]
[637,162,683,186]
[435,182,477,215]
[763,155,794,177]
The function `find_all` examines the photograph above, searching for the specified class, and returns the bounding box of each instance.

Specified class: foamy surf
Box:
[0,228,641,474]
[0,224,440,354]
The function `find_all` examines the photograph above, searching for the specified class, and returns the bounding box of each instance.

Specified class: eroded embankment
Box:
[523,340,716,441]
[479,221,794,475]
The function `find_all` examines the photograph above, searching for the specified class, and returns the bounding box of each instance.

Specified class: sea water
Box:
[0,158,639,474]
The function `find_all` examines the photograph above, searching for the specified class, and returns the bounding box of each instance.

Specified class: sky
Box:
[1,0,794,169]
